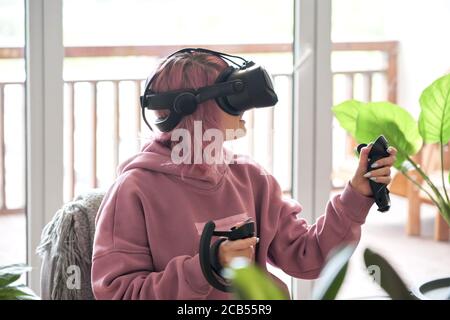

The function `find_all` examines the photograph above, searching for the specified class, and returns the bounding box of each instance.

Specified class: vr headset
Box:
[140,48,278,132]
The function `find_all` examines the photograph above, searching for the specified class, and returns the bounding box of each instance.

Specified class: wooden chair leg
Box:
[434,212,449,241]
[407,172,421,236]
[407,197,421,236]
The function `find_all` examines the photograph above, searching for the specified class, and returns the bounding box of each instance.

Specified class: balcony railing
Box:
[0,41,398,214]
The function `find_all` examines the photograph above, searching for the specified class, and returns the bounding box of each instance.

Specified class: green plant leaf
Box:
[226,258,288,300]
[418,73,450,144]
[0,264,31,288]
[0,274,20,288]
[15,285,39,300]
[363,248,415,300]
[0,285,38,300]
[332,100,366,137]
[0,263,31,275]
[355,102,423,168]
[312,245,355,300]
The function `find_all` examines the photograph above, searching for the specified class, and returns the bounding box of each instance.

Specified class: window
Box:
[0,0,27,272]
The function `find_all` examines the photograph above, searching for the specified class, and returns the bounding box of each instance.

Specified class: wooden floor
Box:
[0,194,449,299]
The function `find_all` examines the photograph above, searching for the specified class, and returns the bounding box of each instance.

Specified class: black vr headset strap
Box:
[154,111,183,132]
[140,80,244,132]
[165,48,250,69]
[140,91,186,132]
[142,81,244,112]
[141,107,153,132]
[196,80,244,103]
[141,103,183,133]
[141,90,189,110]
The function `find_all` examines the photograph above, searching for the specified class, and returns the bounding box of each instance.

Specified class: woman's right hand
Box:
[218,236,258,267]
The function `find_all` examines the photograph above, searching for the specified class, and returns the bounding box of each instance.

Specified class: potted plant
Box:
[227,245,450,299]
[318,246,449,300]
[332,73,450,226]
[0,264,39,300]
[331,72,450,298]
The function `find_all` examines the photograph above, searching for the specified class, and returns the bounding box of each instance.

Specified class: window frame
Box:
[291,0,332,299]
[25,0,64,293]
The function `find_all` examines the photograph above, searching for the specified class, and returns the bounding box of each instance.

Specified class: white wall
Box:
[333,0,450,116]
[386,0,450,117]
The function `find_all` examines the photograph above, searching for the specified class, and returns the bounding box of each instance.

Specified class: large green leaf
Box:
[418,73,450,144]
[226,258,288,300]
[0,264,31,288]
[0,285,38,300]
[312,245,355,300]
[354,102,423,168]
[363,248,415,300]
[0,274,20,288]
[332,100,366,137]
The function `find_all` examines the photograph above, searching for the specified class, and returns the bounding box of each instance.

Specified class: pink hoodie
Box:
[91,140,374,300]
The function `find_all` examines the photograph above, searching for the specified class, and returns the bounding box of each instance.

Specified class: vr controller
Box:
[357,135,391,212]
[199,219,255,292]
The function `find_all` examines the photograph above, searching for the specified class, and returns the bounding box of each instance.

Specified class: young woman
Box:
[91,50,397,300]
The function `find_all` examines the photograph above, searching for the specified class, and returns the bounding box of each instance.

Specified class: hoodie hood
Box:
[117,139,229,190]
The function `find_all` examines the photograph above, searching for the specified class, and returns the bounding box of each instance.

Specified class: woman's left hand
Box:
[350,143,398,197]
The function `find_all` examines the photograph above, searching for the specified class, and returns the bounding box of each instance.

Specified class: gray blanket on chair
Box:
[36,189,105,300]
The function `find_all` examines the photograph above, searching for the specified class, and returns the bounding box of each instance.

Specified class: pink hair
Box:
[147,51,231,174]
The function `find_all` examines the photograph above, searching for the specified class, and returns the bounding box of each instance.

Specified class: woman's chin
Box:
[223,122,247,140]
[237,122,247,137]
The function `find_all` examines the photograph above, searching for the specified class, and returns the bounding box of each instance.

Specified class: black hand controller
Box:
[357,135,391,212]
[199,219,255,292]
[215,220,255,240]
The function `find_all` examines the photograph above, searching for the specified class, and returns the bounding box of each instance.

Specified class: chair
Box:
[37,189,105,300]
[405,143,450,241]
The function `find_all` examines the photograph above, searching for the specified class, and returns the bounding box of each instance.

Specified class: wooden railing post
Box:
[91,81,98,188]
[0,84,6,211]
[134,80,142,152]
[387,43,398,103]
[66,82,75,201]
[112,81,120,177]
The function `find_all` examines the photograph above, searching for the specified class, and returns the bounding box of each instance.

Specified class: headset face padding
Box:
[140,48,278,132]
[214,66,241,115]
